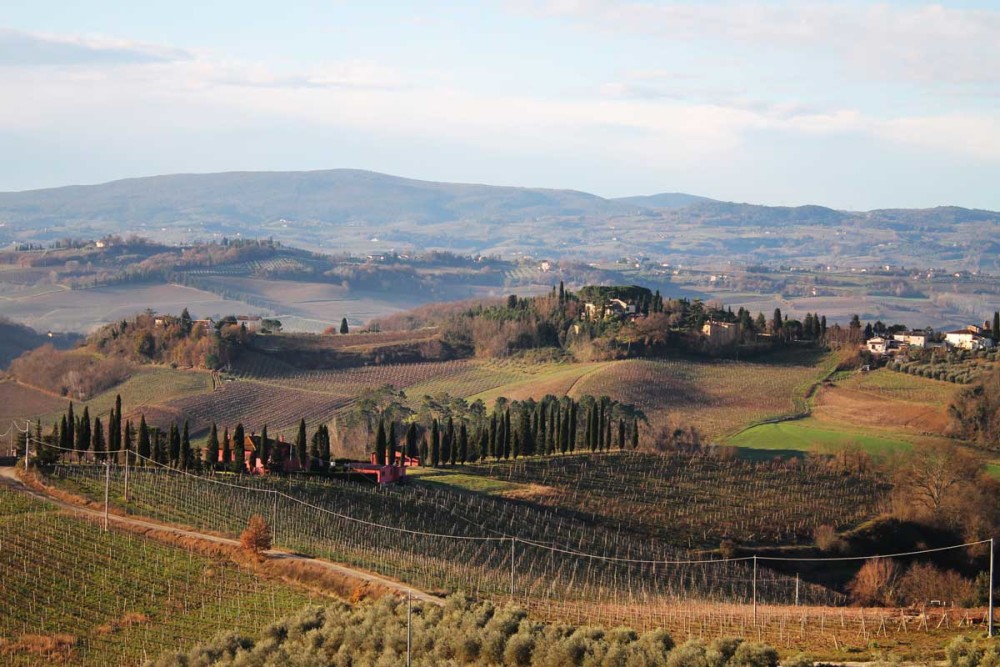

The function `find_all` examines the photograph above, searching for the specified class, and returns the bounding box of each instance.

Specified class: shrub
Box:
[239,514,272,557]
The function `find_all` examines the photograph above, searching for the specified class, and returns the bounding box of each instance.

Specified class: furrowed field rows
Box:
[459,452,887,549]
[0,486,312,667]
[160,381,351,436]
[570,355,828,439]
[49,464,843,630]
[835,368,956,405]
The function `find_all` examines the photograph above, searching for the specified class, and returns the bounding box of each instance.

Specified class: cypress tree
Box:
[504,410,512,459]
[569,402,577,453]
[631,419,640,449]
[375,418,387,466]
[296,419,307,469]
[80,407,91,457]
[512,432,521,459]
[547,403,556,454]
[260,424,270,467]
[447,417,456,466]
[181,421,191,470]
[124,420,134,466]
[67,401,75,453]
[152,429,166,464]
[222,426,232,464]
[138,415,151,464]
[58,415,73,449]
[339,317,349,334]
[168,423,180,467]
[112,394,123,452]
[605,411,613,452]
[419,434,429,466]
[309,427,321,470]
[994,311,1000,342]
[558,280,565,304]
[479,428,488,462]
[320,425,331,465]
[459,422,468,464]
[405,422,418,460]
[207,423,219,468]
[518,409,532,457]
[431,419,440,467]
[618,418,626,450]
[93,417,105,461]
[489,413,497,460]
[387,421,397,466]
[234,422,246,472]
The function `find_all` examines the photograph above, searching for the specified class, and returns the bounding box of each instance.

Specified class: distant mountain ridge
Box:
[1,169,998,269]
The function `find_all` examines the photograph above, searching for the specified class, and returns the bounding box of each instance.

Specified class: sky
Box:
[1,1,999,210]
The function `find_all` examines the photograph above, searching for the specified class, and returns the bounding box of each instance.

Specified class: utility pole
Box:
[406,590,412,667]
[752,555,758,627]
[990,538,995,638]
[510,538,516,600]
[104,459,111,532]
[795,573,800,607]
[123,445,129,503]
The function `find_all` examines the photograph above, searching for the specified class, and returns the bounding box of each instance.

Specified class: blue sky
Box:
[1,1,998,210]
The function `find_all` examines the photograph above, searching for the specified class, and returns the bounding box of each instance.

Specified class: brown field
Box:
[811,370,956,438]
[0,380,65,427]
[0,283,261,333]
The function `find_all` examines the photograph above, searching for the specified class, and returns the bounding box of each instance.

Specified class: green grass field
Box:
[727,419,914,458]
[0,486,314,666]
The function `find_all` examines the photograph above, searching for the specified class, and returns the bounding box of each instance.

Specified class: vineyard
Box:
[39,460,988,660]
[455,452,889,549]
[0,485,314,666]
[568,351,831,440]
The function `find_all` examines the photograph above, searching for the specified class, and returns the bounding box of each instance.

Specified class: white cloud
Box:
[0,28,191,66]
[519,1,1000,84]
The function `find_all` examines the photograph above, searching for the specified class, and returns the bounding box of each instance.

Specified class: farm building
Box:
[370,452,420,467]
[945,328,995,351]
[205,433,305,474]
[701,320,738,345]
[583,298,638,321]
[348,462,406,485]
[892,331,927,348]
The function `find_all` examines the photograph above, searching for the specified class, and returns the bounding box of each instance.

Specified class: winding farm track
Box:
[0,465,444,606]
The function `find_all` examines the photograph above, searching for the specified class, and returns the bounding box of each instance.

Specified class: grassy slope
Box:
[0,486,313,666]
[728,368,958,458]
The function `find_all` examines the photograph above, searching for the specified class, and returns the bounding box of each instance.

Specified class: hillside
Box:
[0,318,79,369]
[3,169,999,270]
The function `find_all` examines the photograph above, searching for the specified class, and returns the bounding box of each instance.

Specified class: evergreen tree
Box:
[59,415,73,449]
[387,421,397,466]
[632,419,640,449]
[93,416,105,460]
[234,423,246,472]
[512,432,521,459]
[517,409,533,457]
[80,407,91,457]
[618,418,626,450]
[181,421,191,470]
[569,402,577,453]
[489,413,498,460]
[443,417,454,466]
[260,424,270,466]
[820,315,828,336]
[222,426,232,464]
[124,420,134,466]
[112,394,123,452]
[558,280,565,304]
[339,317,349,334]
[168,423,180,467]
[993,311,999,342]
[67,401,75,452]
[180,307,193,335]
[296,419,307,469]
[448,417,458,465]
[431,419,440,467]
[207,423,220,468]
[375,418,387,466]
[152,429,165,464]
[405,422,418,460]
[309,427,321,470]
[478,428,488,463]
[138,415,151,464]
[419,434,429,466]
[459,422,468,464]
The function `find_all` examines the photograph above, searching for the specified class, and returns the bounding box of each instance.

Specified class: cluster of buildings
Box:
[865,322,997,356]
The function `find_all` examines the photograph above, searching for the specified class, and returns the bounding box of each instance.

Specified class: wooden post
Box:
[103,459,111,532]
[406,590,412,667]
[510,538,516,600]
[752,556,758,627]
[990,538,995,638]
